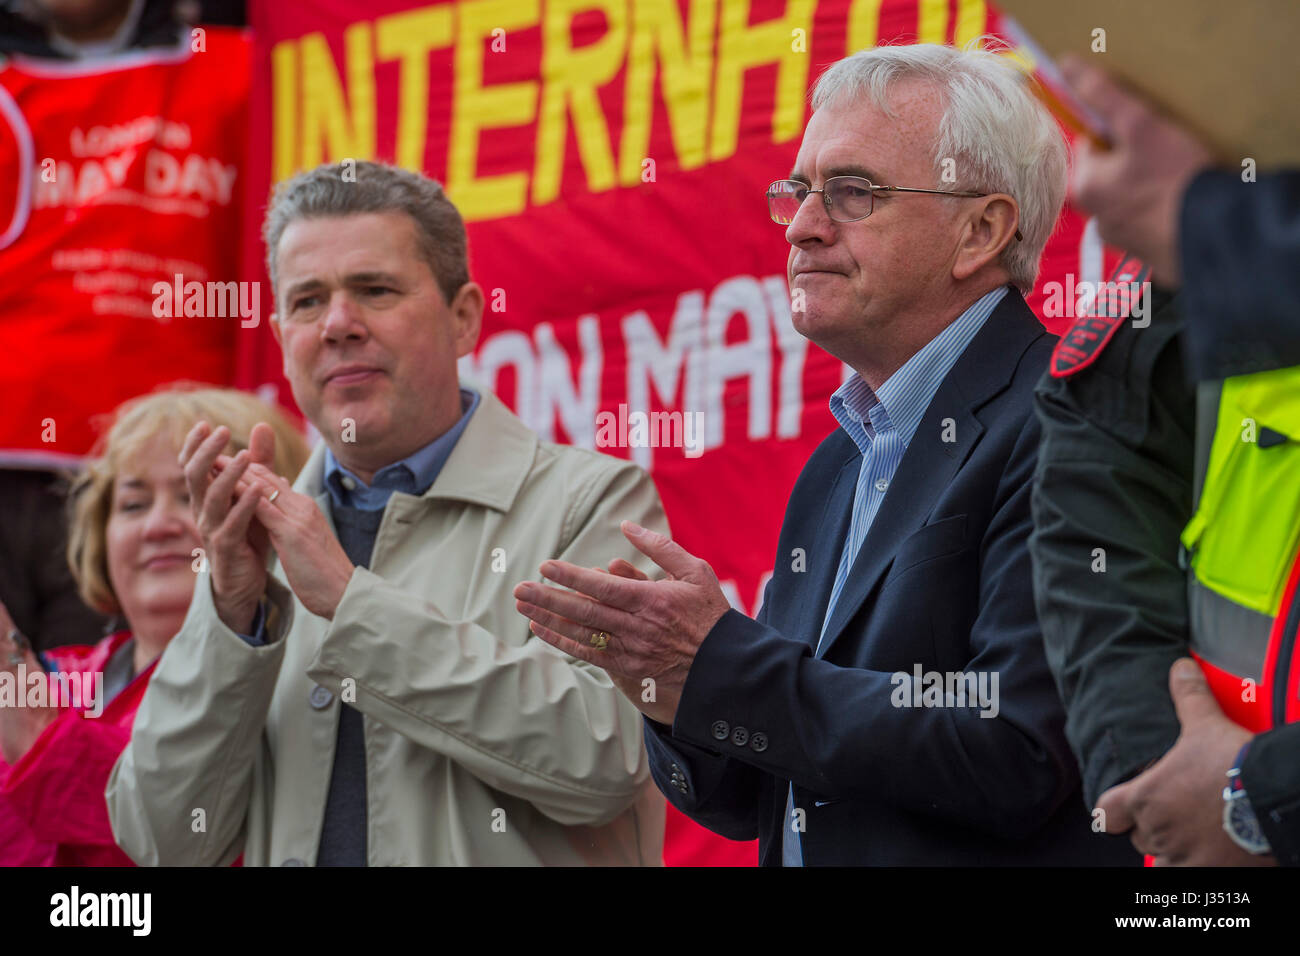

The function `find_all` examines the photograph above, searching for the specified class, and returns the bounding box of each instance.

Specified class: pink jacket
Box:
[1,631,153,866]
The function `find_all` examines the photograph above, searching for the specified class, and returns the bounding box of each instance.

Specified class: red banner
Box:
[238,0,1119,866]
[0,30,250,463]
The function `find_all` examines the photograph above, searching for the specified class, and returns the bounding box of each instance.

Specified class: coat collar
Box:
[294,388,537,515]
[813,290,1046,660]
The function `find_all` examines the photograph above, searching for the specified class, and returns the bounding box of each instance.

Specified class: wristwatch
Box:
[1223,742,1272,855]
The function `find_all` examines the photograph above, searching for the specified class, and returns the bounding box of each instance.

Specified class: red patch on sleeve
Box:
[1049,254,1151,378]
[1050,312,1126,378]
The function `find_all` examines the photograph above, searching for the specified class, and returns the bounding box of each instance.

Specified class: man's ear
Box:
[269,314,291,378]
[450,281,484,358]
[952,194,1019,282]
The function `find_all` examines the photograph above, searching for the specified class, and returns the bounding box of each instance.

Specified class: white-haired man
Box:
[515,43,1138,864]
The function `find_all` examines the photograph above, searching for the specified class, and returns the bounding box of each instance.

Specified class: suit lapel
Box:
[794,437,861,649]
[814,292,1045,661]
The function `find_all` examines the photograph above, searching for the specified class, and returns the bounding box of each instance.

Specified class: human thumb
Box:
[1169,656,1219,728]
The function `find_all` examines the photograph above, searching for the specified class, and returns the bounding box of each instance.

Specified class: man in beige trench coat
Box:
[106,161,667,866]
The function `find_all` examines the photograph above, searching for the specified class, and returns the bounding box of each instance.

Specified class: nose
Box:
[785,187,837,248]
[143,494,191,541]
[320,290,369,343]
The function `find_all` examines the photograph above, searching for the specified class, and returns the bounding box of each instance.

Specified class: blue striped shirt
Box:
[782,283,1008,866]
[815,285,1008,652]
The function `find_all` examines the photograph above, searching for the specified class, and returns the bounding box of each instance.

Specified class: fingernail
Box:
[624,521,645,535]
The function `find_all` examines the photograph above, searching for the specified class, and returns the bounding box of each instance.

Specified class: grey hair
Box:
[262,160,469,305]
[811,40,1067,292]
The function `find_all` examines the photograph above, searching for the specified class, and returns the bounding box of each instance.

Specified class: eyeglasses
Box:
[767,176,1022,241]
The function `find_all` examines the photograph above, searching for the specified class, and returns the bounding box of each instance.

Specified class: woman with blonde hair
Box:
[0,385,308,866]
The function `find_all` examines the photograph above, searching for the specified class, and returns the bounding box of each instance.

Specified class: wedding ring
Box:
[589,631,611,650]
[267,489,280,504]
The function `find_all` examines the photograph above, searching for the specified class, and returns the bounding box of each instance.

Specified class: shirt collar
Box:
[830,285,1008,452]
[324,387,480,508]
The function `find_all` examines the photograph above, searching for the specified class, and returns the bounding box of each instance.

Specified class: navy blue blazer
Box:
[646,290,1140,865]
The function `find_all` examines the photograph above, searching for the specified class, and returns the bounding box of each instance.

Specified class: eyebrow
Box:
[346,271,403,287]
[283,272,405,301]
[283,278,325,302]
[788,164,883,184]
[117,476,186,490]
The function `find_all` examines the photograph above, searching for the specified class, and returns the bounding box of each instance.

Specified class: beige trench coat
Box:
[106,389,667,865]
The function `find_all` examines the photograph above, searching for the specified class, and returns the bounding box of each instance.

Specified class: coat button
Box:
[711,720,730,740]
[309,685,334,709]
[280,858,306,867]
[750,732,768,752]
[731,726,749,747]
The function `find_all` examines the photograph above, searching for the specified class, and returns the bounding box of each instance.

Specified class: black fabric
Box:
[1243,722,1300,866]
[0,469,111,653]
[1179,169,1300,380]
[314,504,383,867]
[1029,292,1194,806]
[0,0,185,58]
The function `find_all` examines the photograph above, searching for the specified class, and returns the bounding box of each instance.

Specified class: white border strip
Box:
[9,35,191,77]
[0,83,33,250]
[0,449,90,470]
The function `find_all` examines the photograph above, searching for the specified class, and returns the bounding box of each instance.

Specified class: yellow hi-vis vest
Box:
[1180,366,1300,731]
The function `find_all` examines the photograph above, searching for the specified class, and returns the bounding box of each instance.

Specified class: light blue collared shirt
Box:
[782,284,1008,866]
[323,388,480,511]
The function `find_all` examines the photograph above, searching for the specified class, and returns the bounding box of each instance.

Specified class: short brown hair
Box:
[67,384,311,616]
[262,160,470,306]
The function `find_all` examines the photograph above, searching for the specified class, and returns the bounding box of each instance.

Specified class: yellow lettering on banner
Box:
[299,24,376,168]
[953,0,988,48]
[619,0,716,183]
[917,0,947,44]
[271,39,297,181]
[532,0,627,205]
[846,0,883,53]
[376,6,455,171]
[449,0,540,221]
[710,0,815,162]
